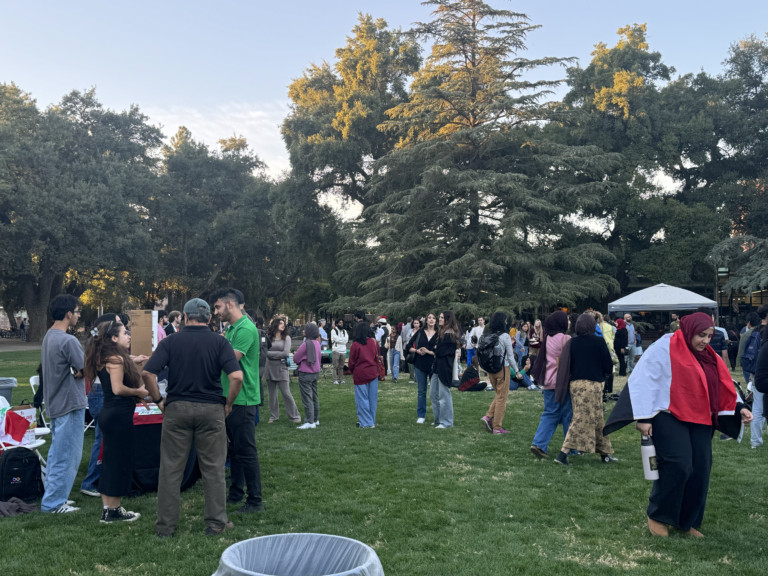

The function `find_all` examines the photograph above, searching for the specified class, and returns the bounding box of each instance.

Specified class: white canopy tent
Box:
[608,283,717,313]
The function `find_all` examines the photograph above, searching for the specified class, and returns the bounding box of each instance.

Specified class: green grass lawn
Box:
[1,350,766,576]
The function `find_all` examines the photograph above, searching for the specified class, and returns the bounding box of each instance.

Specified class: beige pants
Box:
[485,366,510,431]
[332,351,346,382]
[562,379,613,454]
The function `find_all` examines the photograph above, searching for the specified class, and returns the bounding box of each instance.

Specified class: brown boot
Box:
[648,517,669,537]
[682,527,703,537]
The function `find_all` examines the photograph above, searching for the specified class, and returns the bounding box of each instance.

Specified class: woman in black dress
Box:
[614,318,629,376]
[84,320,150,523]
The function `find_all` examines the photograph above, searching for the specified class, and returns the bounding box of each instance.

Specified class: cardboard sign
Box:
[130,310,158,357]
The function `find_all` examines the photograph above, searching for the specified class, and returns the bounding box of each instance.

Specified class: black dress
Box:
[97,367,136,497]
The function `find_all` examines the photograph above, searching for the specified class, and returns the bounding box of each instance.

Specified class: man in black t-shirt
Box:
[142,298,243,538]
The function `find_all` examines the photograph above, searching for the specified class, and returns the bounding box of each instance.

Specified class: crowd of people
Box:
[34,292,767,539]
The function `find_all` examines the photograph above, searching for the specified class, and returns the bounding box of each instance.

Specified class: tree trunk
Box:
[2,302,18,329]
[21,271,63,342]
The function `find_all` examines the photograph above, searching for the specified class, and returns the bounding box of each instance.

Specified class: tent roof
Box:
[608,283,717,312]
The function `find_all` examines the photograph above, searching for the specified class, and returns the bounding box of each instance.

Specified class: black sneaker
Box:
[226,495,243,505]
[235,503,265,514]
[554,451,570,466]
[530,446,549,460]
[600,454,618,463]
[100,506,140,524]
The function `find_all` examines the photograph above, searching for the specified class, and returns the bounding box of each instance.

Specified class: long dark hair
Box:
[267,318,284,340]
[438,311,460,345]
[354,321,372,345]
[84,321,142,388]
[489,311,507,334]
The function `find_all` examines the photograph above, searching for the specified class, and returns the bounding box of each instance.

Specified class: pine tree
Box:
[330,0,620,318]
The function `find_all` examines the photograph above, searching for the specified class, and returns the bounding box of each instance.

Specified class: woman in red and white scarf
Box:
[605,312,752,537]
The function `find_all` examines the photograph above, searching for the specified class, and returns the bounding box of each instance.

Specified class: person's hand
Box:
[135,385,148,398]
[417,348,426,356]
[516,372,522,379]
[138,397,150,410]
[636,422,652,436]
[225,403,233,419]
[620,349,625,355]
[132,355,150,366]
[741,408,753,423]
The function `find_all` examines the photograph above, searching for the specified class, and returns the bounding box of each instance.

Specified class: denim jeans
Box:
[355,379,379,427]
[531,390,573,454]
[466,348,476,369]
[41,408,86,512]
[415,367,429,418]
[751,389,765,447]
[430,373,454,427]
[510,372,534,390]
[389,350,401,381]
[80,385,103,491]
[626,346,635,373]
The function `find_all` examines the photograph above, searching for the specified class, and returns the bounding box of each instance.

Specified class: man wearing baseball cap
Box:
[142,298,244,537]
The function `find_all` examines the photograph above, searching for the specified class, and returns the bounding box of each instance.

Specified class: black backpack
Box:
[0,447,44,503]
[477,333,505,373]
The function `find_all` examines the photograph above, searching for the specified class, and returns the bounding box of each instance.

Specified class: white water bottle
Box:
[641,435,659,481]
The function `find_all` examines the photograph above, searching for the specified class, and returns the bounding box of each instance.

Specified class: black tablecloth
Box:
[131,422,200,497]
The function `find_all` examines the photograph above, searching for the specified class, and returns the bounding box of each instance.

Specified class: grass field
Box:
[1,350,766,576]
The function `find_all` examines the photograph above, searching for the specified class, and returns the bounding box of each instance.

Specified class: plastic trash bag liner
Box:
[213,533,384,576]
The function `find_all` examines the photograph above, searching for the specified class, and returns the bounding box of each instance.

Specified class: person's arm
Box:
[230,325,255,364]
[293,342,307,364]
[67,337,85,379]
[141,371,163,409]
[106,359,149,407]
[348,343,358,373]
[267,337,290,359]
[141,339,170,408]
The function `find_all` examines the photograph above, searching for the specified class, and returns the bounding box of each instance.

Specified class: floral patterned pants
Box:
[562,380,613,454]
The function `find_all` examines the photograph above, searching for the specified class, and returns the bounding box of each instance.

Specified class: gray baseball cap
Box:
[183,298,210,316]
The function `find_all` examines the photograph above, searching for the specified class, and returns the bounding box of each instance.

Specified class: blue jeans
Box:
[42,408,86,512]
[751,389,765,447]
[80,385,103,491]
[510,372,534,390]
[355,379,379,427]
[466,348,476,368]
[744,370,753,385]
[389,350,401,381]
[531,390,573,454]
[415,367,429,418]
[430,373,454,427]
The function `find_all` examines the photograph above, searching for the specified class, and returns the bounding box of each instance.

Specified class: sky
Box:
[3,1,767,176]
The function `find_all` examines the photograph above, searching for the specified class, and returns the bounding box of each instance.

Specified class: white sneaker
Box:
[81,489,100,497]
[528,385,536,390]
[66,500,76,505]
[416,417,425,424]
[341,380,346,384]
[435,424,446,429]
[314,421,319,426]
[52,504,80,513]
[297,422,315,430]
[333,381,339,385]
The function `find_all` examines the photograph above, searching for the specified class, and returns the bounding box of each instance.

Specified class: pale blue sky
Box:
[3,1,766,173]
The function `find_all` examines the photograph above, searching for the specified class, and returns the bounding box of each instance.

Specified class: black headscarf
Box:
[531,311,569,383]
[554,314,596,404]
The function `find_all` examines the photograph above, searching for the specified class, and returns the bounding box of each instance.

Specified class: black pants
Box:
[382,350,389,375]
[617,351,627,376]
[603,372,614,396]
[225,405,262,506]
[647,411,713,531]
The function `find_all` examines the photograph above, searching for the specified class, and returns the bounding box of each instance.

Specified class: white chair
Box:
[28,376,49,429]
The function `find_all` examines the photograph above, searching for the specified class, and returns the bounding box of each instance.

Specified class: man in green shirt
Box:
[669,313,680,333]
[211,287,263,514]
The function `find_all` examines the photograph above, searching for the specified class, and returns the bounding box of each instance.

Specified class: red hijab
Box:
[615,318,626,330]
[679,312,720,419]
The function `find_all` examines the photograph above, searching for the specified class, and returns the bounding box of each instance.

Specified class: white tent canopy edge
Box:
[608,283,717,313]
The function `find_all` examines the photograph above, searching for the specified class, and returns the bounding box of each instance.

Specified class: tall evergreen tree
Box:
[330,0,620,318]
[281,14,421,208]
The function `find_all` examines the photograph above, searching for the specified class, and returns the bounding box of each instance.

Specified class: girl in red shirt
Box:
[348,323,380,428]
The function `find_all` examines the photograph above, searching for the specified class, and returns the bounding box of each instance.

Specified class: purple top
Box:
[293,340,321,373]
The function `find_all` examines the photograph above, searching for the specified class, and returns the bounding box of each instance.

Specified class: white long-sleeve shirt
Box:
[331,328,348,354]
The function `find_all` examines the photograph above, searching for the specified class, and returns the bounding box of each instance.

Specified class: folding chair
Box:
[28,376,51,435]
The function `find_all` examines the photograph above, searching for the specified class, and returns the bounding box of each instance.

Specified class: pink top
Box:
[543,333,570,389]
[293,340,322,373]
[157,323,166,343]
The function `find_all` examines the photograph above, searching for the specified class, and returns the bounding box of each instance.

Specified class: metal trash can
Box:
[213,533,384,576]
[0,377,17,406]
